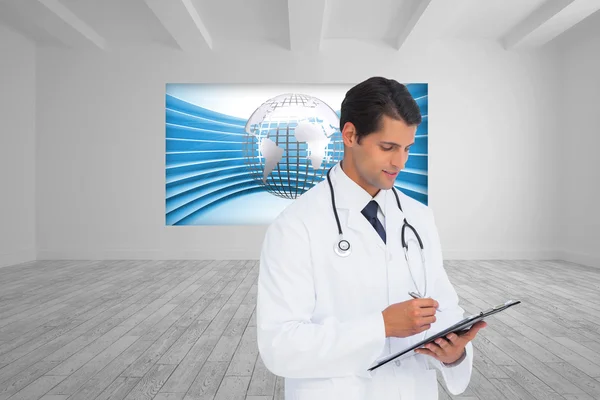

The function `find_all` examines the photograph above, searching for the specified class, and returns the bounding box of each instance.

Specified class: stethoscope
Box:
[326,165,428,298]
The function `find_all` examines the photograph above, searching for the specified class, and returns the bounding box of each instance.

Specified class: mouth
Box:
[383,170,398,178]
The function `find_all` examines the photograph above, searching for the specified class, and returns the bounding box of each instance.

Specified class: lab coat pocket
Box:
[292,376,365,400]
[294,387,332,400]
[324,251,363,295]
[291,379,335,400]
[326,244,380,286]
[414,369,439,400]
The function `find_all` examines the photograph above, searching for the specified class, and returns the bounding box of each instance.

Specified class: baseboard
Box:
[443,250,560,260]
[37,248,261,261]
[32,248,600,269]
[556,250,600,269]
[0,249,37,268]
[37,249,562,262]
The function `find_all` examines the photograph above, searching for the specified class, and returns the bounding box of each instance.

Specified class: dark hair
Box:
[340,77,422,142]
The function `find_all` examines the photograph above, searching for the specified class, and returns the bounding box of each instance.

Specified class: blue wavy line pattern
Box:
[166,85,428,225]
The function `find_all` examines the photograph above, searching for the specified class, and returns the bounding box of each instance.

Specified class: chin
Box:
[375,180,394,190]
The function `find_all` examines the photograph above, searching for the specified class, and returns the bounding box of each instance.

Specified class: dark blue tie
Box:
[362,200,386,244]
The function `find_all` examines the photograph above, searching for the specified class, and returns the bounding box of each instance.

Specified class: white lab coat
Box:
[256,162,473,400]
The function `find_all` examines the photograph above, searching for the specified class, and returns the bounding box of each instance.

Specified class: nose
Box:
[391,149,408,169]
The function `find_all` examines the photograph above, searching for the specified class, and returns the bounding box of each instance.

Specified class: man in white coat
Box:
[256,77,486,399]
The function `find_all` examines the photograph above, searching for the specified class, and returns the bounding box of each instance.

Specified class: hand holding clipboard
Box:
[369,299,521,371]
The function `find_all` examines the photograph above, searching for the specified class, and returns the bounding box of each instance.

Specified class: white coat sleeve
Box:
[423,207,474,395]
[256,212,387,379]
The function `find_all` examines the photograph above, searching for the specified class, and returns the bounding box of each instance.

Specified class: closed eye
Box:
[380,141,414,152]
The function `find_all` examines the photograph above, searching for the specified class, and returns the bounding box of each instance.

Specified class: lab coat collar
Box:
[332,161,387,216]
[330,162,405,250]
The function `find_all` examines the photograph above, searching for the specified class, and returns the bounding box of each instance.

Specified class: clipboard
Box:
[368,299,521,371]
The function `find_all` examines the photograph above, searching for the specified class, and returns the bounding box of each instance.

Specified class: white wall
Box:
[555,11,600,268]
[35,38,561,261]
[0,26,36,268]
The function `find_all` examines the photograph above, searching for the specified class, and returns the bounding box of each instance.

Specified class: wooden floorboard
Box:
[0,259,598,399]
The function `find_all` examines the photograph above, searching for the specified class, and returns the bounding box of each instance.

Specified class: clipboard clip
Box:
[482,300,515,315]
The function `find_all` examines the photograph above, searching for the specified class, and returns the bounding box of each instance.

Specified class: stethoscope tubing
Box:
[326,165,427,296]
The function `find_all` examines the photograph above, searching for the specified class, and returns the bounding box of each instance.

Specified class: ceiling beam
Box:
[502,0,600,49]
[287,0,328,52]
[35,0,106,50]
[396,0,434,50]
[144,0,213,52]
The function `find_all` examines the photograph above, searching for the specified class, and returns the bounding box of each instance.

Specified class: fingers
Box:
[411,302,436,318]
[434,338,451,350]
[446,332,460,345]
[461,321,487,340]
[421,341,446,358]
[413,298,439,309]
[410,308,435,321]
[447,321,487,343]
[417,306,437,317]
[474,321,487,330]
[414,347,440,360]
[413,324,431,334]
[419,315,437,326]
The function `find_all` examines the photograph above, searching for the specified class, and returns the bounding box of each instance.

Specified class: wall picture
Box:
[165,83,428,225]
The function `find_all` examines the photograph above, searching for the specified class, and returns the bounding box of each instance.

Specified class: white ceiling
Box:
[0,0,598,52]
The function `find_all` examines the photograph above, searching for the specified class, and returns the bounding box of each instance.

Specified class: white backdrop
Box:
[555,12,600,269]
[0,25,36,268]
[32,37,565,262]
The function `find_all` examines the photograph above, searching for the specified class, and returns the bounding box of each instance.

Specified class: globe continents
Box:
[243,93,344,199]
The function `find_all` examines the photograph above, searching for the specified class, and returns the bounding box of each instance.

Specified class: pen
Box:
[408,292,441,312]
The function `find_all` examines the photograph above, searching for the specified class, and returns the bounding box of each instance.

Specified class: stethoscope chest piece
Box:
[334,237,351,257]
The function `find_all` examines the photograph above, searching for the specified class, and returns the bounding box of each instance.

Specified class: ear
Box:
[341,122,357,147]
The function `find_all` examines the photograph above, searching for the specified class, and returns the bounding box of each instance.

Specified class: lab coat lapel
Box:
[340,206,387,253]
[329,163,386,252]
[343,186,407,255]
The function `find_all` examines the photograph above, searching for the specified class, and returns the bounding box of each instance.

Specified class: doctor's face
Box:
[342,114,417,197]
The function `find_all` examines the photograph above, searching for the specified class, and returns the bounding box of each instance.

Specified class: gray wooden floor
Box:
[0,259,599,400]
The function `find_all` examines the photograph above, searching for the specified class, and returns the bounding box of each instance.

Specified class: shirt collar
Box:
[333,161,387,217]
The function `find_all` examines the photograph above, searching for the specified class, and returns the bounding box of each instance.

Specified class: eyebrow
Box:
[380,141,414,147]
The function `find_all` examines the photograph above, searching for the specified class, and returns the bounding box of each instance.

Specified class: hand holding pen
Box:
[409,291,442,312]
[381,296,439,338]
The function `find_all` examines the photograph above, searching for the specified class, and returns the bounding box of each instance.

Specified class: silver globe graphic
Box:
[243,93,344,199]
